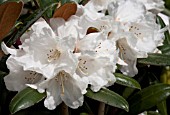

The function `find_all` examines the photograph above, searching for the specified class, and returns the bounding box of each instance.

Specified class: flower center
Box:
[47,49,61,62]
[55,71,68,95]
[25,71,41,83]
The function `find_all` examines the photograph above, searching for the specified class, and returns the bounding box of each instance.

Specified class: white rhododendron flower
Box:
[125,13,165,53]
[28,70,88,110]
[77,52,116,92]
[106,0,165,76]
[2,18,78,78]
[4,57,44,92]
[2,18,88,109]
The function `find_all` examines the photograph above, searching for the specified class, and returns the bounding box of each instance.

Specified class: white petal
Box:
[108,0,146,22]
[41,79,62,110]
[117,38,147,76]
[138,0,164,12]
[77,33,102,51]
[88,66,116,92]
[61,75,85,109]
[77,5,104,20]
[4,57,43,91]
[50,18,65,35]
[31,18,56,38]
[85,0,114,11]
[1,42,17,55]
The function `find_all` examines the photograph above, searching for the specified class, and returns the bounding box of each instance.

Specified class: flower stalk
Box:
[61,102,69,115]
[98,102,105,115]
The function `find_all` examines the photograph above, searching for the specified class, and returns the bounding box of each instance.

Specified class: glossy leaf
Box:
[122,87,136,99]
[70,0,82,3]
[38,0,58,18]
[157,101,168,115]
[156,15,170,45]
[127,83,170,115]
[61,0,82,4]
[158,45,170,55]
[5,3,57,46]
[85,88,129,112]
[114,73,141,89]
[0,0,21,4]
[0,1,23,40]
[138,53,170,66]
[9,87,46,114]
[53,2,77,20]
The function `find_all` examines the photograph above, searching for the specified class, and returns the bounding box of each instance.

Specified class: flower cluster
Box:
[2,0,165,110]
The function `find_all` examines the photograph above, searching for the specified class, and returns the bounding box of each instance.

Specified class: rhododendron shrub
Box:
[0,0,170,115]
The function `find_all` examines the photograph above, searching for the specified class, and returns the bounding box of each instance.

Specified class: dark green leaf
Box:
[122,87,136,99]
[157,101,168,115]
[5,2,57,46]
[147,111,160,115]
[0,0,20,4]
[165,0,170,10]
[138,53,170,66]
[85,88,129,112]
[156,15,170,45]
[127,83,170,115]
[61,0,82,4]
[70,0,82,3]
[158,45,170,55]
[114,73,141,89]
[9,87,46,114]
[38,0,58,18]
